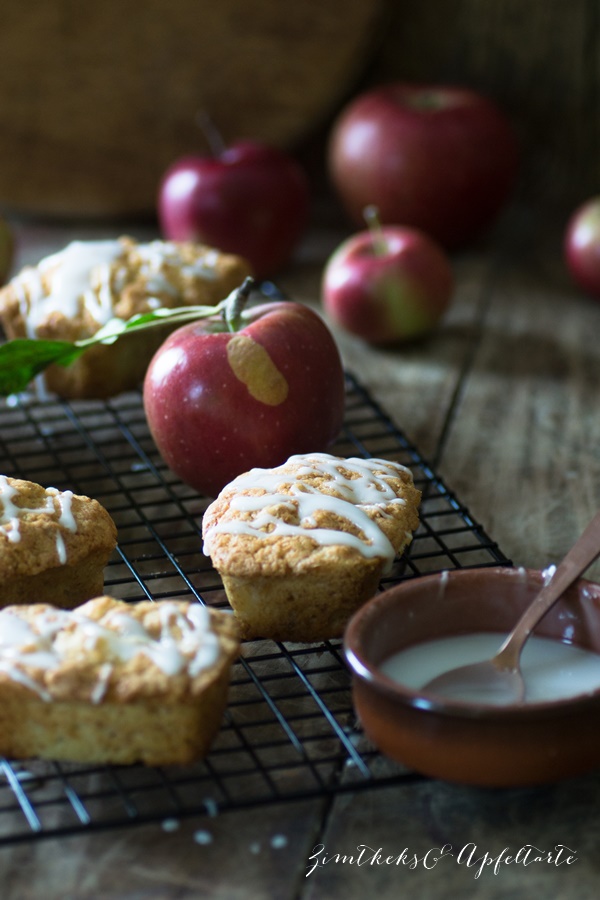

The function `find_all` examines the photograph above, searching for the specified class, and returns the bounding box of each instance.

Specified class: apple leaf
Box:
[0,277,261,397]
[0,339,84,396]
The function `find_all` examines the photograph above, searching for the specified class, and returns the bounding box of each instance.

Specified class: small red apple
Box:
[322,208,453,344]
[143,280,345,496]
[158,140,310,279]
[564,196,600,299]
[328,82,519,249]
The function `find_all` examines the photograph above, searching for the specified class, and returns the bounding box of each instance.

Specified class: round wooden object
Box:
[0,1,384,219]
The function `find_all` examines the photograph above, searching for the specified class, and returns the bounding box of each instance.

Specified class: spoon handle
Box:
[495,509,600,671]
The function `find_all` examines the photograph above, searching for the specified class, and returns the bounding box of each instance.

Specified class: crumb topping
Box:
[0,476,117,575]
[0,236,252,341]
[0,597,239,703]
[202,453,421,577]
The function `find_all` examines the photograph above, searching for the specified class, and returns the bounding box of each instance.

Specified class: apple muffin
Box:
[0,597,240,765]
[202,452,421,642]
[0,475,117,607]
[0,236,252,398]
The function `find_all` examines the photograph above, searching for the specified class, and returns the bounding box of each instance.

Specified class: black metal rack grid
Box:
[0,371,511,846]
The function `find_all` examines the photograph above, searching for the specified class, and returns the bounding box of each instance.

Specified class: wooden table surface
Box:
[2,203,600,899]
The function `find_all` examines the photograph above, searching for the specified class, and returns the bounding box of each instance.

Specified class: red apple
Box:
[328,83,519,249]
[157,140,310,279]
[564,196,600,299]
[322,211,453,344]
[143,282,345,496]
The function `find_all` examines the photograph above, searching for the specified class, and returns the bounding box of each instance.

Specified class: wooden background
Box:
[372,0,600,216]
[0,0,385,217]
[0,0,596,219]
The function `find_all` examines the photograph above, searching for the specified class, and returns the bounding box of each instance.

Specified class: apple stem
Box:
[223,277,256,332]
[363,204,388,257]
[195,110,227,156]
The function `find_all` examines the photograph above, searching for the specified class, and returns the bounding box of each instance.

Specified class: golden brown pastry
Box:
[0,236,252,398]
[0,475,117,607]
[202,452,421,642]
[0,597,240,765]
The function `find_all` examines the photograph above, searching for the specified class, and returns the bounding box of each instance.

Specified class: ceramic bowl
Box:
[344,566,600,787]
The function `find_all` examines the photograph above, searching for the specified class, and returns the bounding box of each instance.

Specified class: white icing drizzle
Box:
[10,238,224,343]
[0,601,221,703]
[0,660,53,702]
[135,240,219,290]
[89,662,114,704]
[49,487,77,532]
[0,477,79,563]
[12,240,124,337]
[203,453,412,570]
[54,533,67,565]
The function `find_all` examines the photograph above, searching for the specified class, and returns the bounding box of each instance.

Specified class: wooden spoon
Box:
[423,510,600,705]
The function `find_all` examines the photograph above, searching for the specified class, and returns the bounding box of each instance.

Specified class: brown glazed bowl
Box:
[344,566,600,787]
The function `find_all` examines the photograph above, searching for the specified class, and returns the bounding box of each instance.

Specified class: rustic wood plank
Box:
[0,799,326,899]
[436,212,600,578]
[304,758,599,899]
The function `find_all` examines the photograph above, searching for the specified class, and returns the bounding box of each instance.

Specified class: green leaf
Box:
[0,338,84,396]
[0,304,229,397]
[0,277,259,397]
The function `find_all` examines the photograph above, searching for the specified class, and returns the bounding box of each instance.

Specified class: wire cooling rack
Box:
[0,371,511,845]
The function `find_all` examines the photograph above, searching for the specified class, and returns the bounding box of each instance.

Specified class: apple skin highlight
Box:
[564,196,600,300]
[328,82,519,249]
